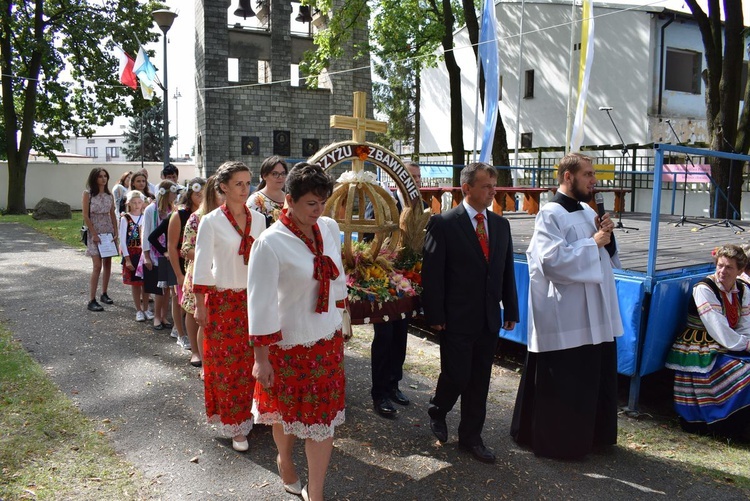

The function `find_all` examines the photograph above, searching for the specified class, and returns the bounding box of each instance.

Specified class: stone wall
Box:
[194,0,374,177]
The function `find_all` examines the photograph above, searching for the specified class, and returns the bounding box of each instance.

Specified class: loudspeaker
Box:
[302,138,319,157]
[273,130,291,156]
[242,136,259,155]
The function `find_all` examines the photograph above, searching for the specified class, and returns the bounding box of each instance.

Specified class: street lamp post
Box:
[152,8,178,168]
[173,88,182,159]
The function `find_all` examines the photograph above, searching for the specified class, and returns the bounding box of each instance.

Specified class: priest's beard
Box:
[571,178,593,203]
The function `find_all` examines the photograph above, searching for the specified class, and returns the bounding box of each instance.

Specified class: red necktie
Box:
[475,213,489,261]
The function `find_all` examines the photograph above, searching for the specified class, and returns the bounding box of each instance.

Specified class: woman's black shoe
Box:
[87,300,104,312]
[100,293,114,305]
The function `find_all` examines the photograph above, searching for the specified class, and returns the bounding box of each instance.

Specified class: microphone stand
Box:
[664,120,705,227]
[602,109,638,231]
[699,132,744,233]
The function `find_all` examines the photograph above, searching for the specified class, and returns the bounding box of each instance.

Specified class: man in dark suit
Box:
[421,162,519,463]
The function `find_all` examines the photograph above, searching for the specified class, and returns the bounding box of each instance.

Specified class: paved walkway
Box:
[0,222,747,500]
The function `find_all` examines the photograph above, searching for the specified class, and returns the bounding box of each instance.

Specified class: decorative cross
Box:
[330,92,387,172]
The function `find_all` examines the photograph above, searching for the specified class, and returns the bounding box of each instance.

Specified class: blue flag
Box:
[478,0,500,163]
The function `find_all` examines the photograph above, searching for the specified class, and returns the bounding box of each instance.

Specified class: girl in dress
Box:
[118,190,148,321]
[82,167,119,312]
[249,163,348,501]
[246,155,287,227]
[193,161,266,451]
[142,180,178,331]
[167,177,206,352]
[181,176,223,372]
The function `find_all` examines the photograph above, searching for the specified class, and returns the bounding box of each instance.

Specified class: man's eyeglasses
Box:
[269,171,287,179]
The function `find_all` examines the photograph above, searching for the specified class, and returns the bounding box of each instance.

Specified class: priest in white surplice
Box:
[510,153,624,460]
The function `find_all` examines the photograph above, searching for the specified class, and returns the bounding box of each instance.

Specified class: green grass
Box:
[0,325,152,500]
[0,212,86,249]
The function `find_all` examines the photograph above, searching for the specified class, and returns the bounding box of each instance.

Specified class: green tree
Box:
[370,0,443,156]
[685,0,750,218]
[122,99,173,162]
[0,0,163,214]
[302,0,465,180]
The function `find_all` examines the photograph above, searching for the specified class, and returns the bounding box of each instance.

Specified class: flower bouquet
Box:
[345,241,422,324]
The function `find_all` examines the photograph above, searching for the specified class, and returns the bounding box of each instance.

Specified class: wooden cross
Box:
[330,92,387,172]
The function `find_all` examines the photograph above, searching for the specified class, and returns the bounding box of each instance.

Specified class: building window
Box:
[524,69,534,98]
[108,138,116,144]
[499,75,503,101]
[106,147,119,159]
[521,132,533,148]
[665,48,701,94]
[87,139,95,144]
[85,147,98,158]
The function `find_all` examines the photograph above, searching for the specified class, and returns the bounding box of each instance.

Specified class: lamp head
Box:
[152,9,178,34]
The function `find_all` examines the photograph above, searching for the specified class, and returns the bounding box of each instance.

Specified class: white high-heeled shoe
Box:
[301,484,310,501]
[276,456,302,495]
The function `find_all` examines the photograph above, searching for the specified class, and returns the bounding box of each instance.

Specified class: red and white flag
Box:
[113,46,138,90]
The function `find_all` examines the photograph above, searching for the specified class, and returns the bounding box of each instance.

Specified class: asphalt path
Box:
[0,221,747,500]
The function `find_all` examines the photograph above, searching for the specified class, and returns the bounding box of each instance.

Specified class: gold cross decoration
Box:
[330,92,387,172]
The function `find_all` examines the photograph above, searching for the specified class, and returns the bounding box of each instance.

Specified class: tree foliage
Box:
[0,0,163,214]
[122,98,173,162]
[302,0,465,174]
[684,0,749,218]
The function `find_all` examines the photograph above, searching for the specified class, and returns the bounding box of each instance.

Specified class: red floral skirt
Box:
[203,289,255,437]
[122,248,143,286]
[253,331,345,441]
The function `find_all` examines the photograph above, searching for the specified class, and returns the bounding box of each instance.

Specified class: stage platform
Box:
[502,210,750,410]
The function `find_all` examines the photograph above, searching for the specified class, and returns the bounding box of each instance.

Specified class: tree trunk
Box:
[6,153,28,214]
[441,0,464,186]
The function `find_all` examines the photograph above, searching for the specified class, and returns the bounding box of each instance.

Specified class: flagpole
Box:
[140,110,145,170]
[512,0,526,187]
[564,0,577,154]
[472,49,481,164]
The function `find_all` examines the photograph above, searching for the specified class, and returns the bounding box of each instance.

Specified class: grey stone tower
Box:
[195,0,374,176]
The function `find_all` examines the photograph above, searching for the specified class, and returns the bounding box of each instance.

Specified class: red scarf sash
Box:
[221,204,254,265]
[279,209,339,313]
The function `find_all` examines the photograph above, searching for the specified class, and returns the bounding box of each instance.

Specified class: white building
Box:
[62,116,129,162]
[419,0,748,155]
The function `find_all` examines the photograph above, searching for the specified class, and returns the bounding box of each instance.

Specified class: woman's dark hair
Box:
[255,156,288,191]
[118,171,132,186]
[86,167,111,195]
[215,161,251,195]
[285,162,334,202]
[130,172,154,200]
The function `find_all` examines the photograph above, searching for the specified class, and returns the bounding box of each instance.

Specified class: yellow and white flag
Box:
[570,0,594,153]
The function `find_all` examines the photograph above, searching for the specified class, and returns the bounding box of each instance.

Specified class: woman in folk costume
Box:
[193,161,266,451]
[248,163,348,501]
[666,244,750,439]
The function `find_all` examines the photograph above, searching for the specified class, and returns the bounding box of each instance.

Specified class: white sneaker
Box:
[177,335,191,350]
[144,310,155,320]
[170,327,179,339]
[135,310,146,322]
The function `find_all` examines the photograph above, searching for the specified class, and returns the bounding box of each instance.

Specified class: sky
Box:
[135,0,749,160]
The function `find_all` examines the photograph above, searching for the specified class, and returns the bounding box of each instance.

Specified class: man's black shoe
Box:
[374,398,397,418]
[100,292,114,305]
[390,389,410,406]
[459,443,496,464]
[427,406,448,443]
